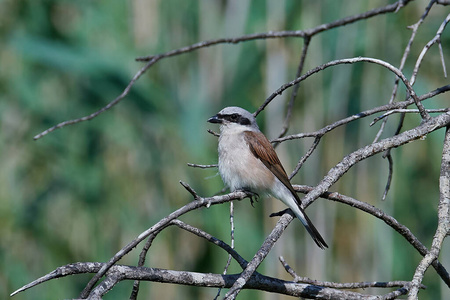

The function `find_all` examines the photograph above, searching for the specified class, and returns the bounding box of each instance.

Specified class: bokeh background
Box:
[1,1,449,299]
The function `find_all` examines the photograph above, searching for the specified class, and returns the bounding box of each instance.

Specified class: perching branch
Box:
[80,187,252,298]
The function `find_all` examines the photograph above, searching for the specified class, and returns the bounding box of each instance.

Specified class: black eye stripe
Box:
[239,117,251,125]
[217,113,251,125]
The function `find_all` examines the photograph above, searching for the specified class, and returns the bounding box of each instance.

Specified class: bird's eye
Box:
[230,114,238,121]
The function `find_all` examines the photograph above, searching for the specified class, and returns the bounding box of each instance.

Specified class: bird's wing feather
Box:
[243,131,301,204]
[243,130,328,249]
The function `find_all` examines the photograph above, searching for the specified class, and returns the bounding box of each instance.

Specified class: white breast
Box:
[217,126,275,192]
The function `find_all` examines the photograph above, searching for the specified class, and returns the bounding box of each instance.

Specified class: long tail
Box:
[269,178,328,248]
[296,207,328,249]
[287,198,328,249]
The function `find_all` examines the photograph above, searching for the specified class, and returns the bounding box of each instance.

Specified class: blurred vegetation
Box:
[1,1,449,299]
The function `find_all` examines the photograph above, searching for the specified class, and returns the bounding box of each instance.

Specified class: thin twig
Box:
[274,84,450,144]
[438,40,448,77]
[375,0,439,199]
[380,287,410,300]
[180,180,200,200]
[208,129,220,137]
[411,13,450,85]
[274,36,311,146]
[370,108,450,126]
[223,212,295,300]
[214,201,235,300]
[187,163,218,169]
[136,0,410,63]
[289,136,321,180]
[372,118,388,143]
[386,0,436,106]
[170,219,248,270]
[300,112,450,212]
[379,112,406,201]
[381,153,394,201]
[129,229,165,300]
[292,184,450,286]
[279,256,425,289]
[254,57,430,120]
[32,57,160,140]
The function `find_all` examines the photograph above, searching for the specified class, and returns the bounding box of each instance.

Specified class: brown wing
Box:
[244,130,328,249]
[243,131,301,204]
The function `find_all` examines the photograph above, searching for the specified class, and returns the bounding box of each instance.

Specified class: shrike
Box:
[208,106,328,249]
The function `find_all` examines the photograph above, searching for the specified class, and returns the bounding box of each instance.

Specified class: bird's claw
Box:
[246,191,260,207]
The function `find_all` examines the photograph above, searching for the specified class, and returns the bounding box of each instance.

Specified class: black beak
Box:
[207,115,222,124]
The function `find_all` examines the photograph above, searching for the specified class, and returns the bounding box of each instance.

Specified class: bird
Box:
[208,106,328,249]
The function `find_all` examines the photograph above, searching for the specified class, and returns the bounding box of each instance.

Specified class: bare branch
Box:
[379,112,407,200]
[279,256,424,290]
[301,112,450,210]
[370,108,450,126]
[411,13,450,84]
[79,189,251,298]
[381,153,393,201]
[179,180,201,200]
[208,129,220,137]
[408,126,450,298]
[170,219,248,270]
[130,218,246,300]
[273,84,450,144]
[289,136,321,180]
[386,0,436,107]
[438,40,448,78]
[12,262,383,300]
[187,163,218,169]
[224,212,295,299]
[32,57,160,140]
[136,0,410,63]
[293,184,450,286]
[10,262,104,297]
[214,200,236,300]
[275,36,311,144]
[380,287,410,300]
[255,57,429,120]
[130,228,163,300]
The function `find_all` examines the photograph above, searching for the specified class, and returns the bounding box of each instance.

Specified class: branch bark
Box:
[10,262,403,300]
[301,112,450,209]
[408,126,450,299]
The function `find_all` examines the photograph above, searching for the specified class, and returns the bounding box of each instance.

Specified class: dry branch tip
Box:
[179,181,200,200]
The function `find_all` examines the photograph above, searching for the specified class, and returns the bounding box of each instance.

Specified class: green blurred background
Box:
[1,0,449,299]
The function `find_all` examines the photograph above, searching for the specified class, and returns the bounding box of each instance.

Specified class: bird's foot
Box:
[242,190,259,207]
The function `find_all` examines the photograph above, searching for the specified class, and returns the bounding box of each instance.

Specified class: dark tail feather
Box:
[300,210,328,249]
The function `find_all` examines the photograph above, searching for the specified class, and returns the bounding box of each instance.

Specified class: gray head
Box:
[207,106,259,130]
